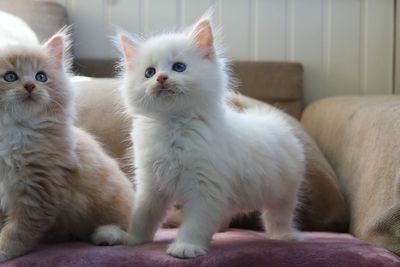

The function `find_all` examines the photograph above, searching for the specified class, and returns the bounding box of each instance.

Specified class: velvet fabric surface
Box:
[1,229,399,267]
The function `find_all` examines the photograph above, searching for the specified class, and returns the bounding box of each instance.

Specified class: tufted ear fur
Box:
[189,15,215,59]
[43,27,71,69]
[119,34,140,70]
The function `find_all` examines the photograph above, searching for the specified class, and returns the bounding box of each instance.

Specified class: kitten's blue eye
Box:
[3,71,18,82]
[172,62,186,72]
[145,67,156,78]
[35,71,48,82]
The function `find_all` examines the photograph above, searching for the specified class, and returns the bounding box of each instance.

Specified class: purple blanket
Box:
[1,229,399,267]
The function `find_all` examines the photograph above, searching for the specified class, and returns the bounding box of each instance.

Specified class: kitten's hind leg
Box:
[262,198,303,241]
[91,224,130,245]
[167,190,227,258]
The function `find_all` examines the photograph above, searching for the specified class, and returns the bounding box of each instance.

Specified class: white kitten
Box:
[119,14,305,258]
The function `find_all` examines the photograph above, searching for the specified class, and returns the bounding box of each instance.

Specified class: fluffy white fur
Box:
[120,14,305,258]
[92,225,131,245]
[0,11,39,48]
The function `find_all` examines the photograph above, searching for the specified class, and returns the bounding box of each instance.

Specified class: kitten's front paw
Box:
[167,242,208,259]
[270,231,304,241]
[92,225,128,246]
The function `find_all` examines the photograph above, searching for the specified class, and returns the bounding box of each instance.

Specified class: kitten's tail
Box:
[91,224,131,245]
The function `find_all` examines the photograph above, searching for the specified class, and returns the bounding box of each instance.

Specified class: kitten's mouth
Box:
[23,95,35,102]
[157,88,176,96]
[151,83,182,97]
[153,84,180,96]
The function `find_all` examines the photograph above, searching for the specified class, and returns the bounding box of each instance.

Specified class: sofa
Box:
[0,1,400,266]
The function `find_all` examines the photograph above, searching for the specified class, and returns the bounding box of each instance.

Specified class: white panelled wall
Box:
[53,0,395,105]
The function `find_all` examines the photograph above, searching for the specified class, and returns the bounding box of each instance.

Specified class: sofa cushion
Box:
[301,95,400,255]
[73,77,348,232]
[231,61,303,119]
[1,229,399,267]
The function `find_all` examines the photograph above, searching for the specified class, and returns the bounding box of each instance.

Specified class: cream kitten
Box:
[0,30,134,261]
[119,14,305,258]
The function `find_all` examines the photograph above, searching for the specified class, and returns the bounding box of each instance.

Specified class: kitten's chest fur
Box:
[0,118,73,211]
[135,115,214,190]
[0,123,37,169]
[0,124,38,210]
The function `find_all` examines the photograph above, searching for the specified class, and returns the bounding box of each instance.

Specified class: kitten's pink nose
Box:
[157,74,168,85]
[24,83,36,94]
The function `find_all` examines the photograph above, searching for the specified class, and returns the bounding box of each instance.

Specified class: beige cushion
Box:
[302,95,400,254]
[74,78,348,232]
[231,61,303,119]
[0,0,68,42]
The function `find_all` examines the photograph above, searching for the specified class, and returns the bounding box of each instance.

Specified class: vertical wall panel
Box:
[362,0,393,95]
[49,0,395,103]
[107,0,141,58]
[326,1,361,97]
[219,0,251,60]
[322,0,332,78]
[108,0,141,34]
[285,0,295,61]
[144,0,178,34]
[68,0,108,59]
[256,0,286,60]
[291,0,324,104]
[182,0,213,26]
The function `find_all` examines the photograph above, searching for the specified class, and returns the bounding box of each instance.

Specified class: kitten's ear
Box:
[118,34,139,70]
[189,15,214,59]
[43,27,71,69]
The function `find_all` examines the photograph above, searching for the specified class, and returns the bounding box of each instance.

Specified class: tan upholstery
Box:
[302,96,400,254]
[231,61,303,119]
[74,78,348,232]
